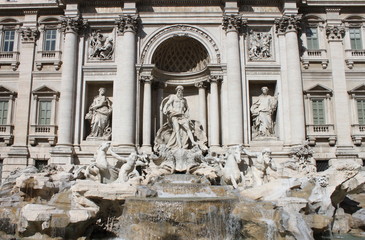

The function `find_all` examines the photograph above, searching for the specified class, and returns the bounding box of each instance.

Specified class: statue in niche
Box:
[248,30,272,61]
[85,87,112,140]
[154,85,207,152]
[89,31,114,60]
[242,148,277,187]
[250,86,278,138]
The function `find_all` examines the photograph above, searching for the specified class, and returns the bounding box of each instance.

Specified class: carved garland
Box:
[140,25,221,64]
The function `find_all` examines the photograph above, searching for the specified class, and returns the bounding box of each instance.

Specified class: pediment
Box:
[348,84,365,95]
[304,84,333,95]
[0,86,16,96]
[32,85,59,96]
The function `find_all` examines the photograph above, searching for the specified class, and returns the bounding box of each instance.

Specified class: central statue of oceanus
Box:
[154,85,207,152]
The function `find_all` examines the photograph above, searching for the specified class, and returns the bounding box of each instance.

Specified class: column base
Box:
[50,146,75,165]
[3,146,30,180]
[140,145,152,154]
[111,145,137,154]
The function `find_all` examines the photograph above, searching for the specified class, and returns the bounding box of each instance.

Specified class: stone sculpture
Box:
[285,143,317,175]
[85,87,112,140]
[84,142,118,183]
[242,148,277,187]
[248,31,272,61]
[154,85,207,152]
[250,86,278,138]
[89,31,114,60]
[219,145,244,189]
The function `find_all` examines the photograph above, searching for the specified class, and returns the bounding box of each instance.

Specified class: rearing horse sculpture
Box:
[220,145,244,189]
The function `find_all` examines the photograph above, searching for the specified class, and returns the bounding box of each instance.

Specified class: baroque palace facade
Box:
[0,0,364,180]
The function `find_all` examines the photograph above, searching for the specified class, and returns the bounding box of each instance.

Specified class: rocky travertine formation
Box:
[0,144,364,240]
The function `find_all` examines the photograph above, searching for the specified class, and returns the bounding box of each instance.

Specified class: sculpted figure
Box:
[154,86,207,151]
[242,148,277,187]
[250,86,278,138]
[110,149,148,184]
[248,31,272,60]
[89,31,114,60]
[84,142,118,183]
[85,88,112,140]
[220,145,244,189]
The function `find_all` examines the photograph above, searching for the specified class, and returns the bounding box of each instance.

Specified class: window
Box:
[44,29,56,51]
[38,100,52,125]
[306,27,319,50]
[2,30,15,52]
[35,159,48,171]
[349,28,362,50]
[357,99,365,125]
[0,100,8,125]
[312,99,325,125]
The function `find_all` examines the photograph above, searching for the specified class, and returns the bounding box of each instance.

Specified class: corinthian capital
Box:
[19,27,39,42]
[326,26,345,41]
[116,15,139,35]
[61,16,88,33]
[209,75,223,83]
[222,14,247,32]
[275,15,301,34]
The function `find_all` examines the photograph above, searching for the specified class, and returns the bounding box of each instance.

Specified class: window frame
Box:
[43,29,57,52]
[311,97,326,125]
[306,27,320,50]
[349,27,363,50]
[31,86,59,126]
[0,22,19,53]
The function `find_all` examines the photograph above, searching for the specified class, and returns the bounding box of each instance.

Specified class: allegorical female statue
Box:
[250,86,278,138]
[85,87,112,140]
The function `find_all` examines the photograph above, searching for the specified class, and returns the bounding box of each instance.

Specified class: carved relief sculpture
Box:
[250,86,278,138]
[85,87,112,140]
[248,30,273,61]
[89,31,114,60]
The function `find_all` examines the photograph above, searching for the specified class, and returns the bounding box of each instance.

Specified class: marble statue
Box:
[242,148,277,187]
[220,145,244,189]
[85,87,112,140]
[84,142,118,183]
[248,31,272,61]
[89,31,114,60]
[285,143,317,175]
[250,86,278,138]
[154,85,207,151]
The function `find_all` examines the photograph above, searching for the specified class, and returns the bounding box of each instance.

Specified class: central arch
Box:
[140,25,221,66]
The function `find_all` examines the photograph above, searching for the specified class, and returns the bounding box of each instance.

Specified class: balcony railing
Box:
[345,49,365,69]
[301,49,328,69]
[0,125,14,145]
[306,124,336,146]
[29,125,57,146]
[35,51,62,70]
[351,124,365,146]
[0,51,20,70]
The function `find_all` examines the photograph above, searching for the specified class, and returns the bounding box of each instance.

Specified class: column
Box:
[6,12,38,177]
[209,75,222,147]
[141,76,152,150]
[326,26,354,151]
[156,83,164,130]
[195,81,207,133]
[50,14,86,164]
[57,16,85,146]
[222,15,245,146]
[113,15,139,151]
[275,15,306,145]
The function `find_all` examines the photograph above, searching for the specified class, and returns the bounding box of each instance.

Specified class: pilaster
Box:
[194,81,208,133]
[275,15,305,146]
[208,75,222,148]
[51,10,87,164]
[222,14,246,146]
[112,14,139,152]
[326,25,355,156]
[141,75,153,152]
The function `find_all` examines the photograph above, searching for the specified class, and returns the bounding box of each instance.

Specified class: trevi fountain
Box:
[0,86,364,240]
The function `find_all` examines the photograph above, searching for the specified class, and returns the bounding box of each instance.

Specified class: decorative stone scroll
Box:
[275,15,301,34]
[222,14,247,32]
[89,31,114,60]
[325,26,345,40]
[115,15,139,35]
[61,16,88,33]
[19,27,39,42]
[248,30,273,61]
